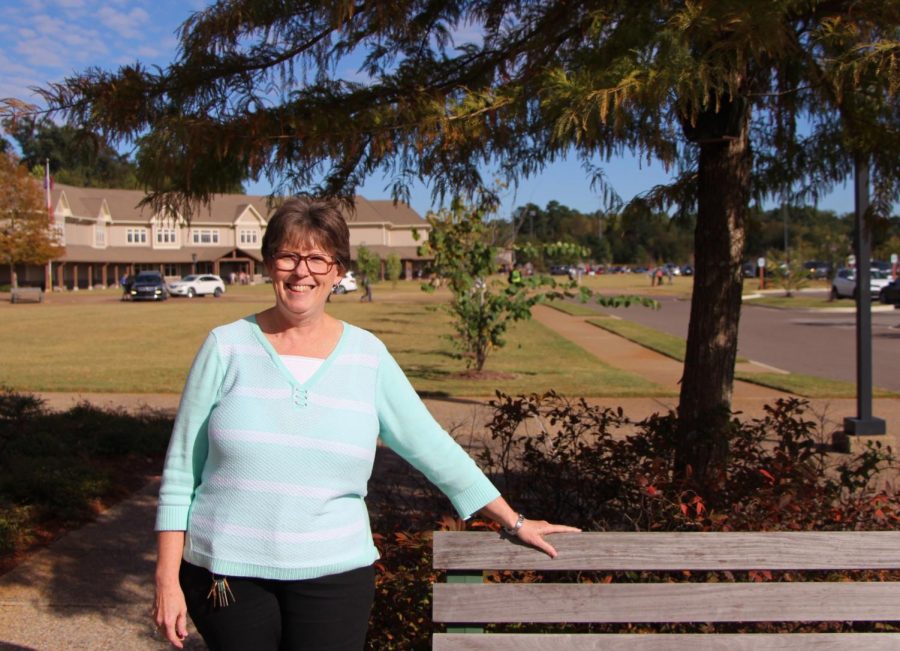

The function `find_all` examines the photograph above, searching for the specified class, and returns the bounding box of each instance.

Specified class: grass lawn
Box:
[545,300,609,317]
[0,284,658,397]
[587,317,688,362]
[744,294,843,310]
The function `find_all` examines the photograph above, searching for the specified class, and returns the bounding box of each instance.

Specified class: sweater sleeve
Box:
[375,348,500,520]
[155,333,224,531]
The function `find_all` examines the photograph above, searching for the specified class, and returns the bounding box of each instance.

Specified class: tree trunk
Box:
[676,100,751,493]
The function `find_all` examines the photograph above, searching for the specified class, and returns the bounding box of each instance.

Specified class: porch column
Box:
[87,265,94,289]
[404,260,412,280]
[101,264,108,288]
[56,263,65,290]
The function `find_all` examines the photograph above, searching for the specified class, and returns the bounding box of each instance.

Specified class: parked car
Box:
[680,264,694,276]
[803,260,832,279]
[831,268,893,300]
[332,271,358,294]
[168,274,226,298]
[129,271,169,301]
[879,278,900,306]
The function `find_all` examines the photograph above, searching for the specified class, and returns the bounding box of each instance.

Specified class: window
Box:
[239,229,259,245]
[156,227,177,245]
[192,229,220,244]
[127,227,148,244]
[53,223,66,246]
[163,264,179,276]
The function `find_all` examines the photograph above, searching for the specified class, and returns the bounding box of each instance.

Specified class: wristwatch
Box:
[504,513,526,536]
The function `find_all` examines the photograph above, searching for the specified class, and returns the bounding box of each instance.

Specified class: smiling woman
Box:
[151,197,578,651]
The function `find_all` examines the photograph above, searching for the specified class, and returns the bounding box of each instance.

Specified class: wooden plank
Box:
[433,582,900,623]
[433,531,900,571]
[433,633,900,650]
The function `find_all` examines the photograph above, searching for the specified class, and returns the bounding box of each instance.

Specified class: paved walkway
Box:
[2,305,898,650]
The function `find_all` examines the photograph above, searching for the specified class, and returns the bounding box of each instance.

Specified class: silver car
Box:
[831,268,892,300]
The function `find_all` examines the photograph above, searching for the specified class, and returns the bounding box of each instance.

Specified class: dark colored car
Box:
[129,271,169,301]
[803,260,832,279]
[879,278,900,306]
[680,264,694,276]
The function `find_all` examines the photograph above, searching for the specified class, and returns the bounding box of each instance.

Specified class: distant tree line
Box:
[1,118,244,194]
[492,200,899,270]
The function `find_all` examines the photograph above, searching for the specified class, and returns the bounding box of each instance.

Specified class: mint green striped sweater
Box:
[155,316,499,580]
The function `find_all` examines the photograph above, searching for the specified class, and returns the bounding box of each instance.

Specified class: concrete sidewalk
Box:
[2,305,897,650]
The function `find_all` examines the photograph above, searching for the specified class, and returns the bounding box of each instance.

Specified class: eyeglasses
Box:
[271,252,336,275]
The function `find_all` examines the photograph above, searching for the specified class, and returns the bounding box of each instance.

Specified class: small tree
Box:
[0,153,62,288]
[385,253,402,289]
[767,249,810,298]
[419,201,564,373]
[355,244,381,282]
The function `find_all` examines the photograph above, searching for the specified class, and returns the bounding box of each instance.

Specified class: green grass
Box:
[586,317,688,362]
[545,300,609,317]
[0,290,659,397]
[744,294,843,310]
[733,371,898,399]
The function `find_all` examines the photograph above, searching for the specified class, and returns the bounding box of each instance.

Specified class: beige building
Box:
[5,184,431,289]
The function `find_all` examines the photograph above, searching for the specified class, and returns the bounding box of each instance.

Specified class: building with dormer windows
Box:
[4,184,431,289]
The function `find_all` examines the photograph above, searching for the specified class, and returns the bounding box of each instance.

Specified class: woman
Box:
[153,198,577,650]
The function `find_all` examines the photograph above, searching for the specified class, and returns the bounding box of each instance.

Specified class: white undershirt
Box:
[280,355,325,384]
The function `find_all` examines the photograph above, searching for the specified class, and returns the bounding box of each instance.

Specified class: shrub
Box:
[0,389,172,569]
[478,392,898,532]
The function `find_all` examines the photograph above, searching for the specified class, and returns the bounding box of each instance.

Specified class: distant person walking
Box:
[359,272,373,302]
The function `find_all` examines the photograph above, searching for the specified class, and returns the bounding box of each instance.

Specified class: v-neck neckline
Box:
[247,315,348,390]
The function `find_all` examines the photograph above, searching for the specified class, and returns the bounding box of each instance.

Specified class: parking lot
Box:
[599,291,900,392]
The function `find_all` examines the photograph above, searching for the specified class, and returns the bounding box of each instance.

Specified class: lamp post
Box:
[843,154,886,437]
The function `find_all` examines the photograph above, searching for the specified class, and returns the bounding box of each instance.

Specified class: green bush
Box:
[0,389,172,563]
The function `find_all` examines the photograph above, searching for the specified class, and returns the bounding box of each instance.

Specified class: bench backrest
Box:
[432,531,900,650]
[10,287,44,303]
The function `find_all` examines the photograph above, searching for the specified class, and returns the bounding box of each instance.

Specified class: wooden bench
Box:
[9,287,44,303]
[432,531,900,649]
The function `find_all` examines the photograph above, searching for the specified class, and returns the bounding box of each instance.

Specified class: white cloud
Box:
[54,0,88,8]
[97,6,150,39]
[15,37,68,69]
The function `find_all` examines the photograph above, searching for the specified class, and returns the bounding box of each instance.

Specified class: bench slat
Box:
[433,582,900,623]
[433,633,900,650]
[433,531,900,570]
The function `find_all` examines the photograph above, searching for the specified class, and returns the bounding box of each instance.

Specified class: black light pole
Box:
[843,154,886,437]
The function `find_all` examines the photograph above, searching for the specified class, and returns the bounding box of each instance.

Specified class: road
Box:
[594,293,900,392]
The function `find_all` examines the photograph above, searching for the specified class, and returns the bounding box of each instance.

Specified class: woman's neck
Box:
[256,308,342,357]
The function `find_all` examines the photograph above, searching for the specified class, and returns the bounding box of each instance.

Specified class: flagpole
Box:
[45,159,53,292]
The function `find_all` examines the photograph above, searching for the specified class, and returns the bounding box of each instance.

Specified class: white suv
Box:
[831,268,892,300]
[332,271,358,294]
[168,274,226,298]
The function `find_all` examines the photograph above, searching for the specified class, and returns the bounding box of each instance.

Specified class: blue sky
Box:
[0,0,859,219]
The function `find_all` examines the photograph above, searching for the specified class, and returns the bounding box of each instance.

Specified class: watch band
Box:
[504,513,526,536]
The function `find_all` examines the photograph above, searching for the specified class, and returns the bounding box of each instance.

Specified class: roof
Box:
[50,184,427,227]
[60,245,264,264]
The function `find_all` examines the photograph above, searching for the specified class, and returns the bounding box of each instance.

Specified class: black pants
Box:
[180,561,375,651]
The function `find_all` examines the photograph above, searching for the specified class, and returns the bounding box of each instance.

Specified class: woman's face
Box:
[265,235,341,322]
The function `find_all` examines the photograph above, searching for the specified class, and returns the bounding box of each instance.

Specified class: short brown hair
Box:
[262,198,351,271]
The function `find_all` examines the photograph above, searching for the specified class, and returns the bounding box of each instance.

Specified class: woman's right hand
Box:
[153,581,189,648]
[155,531,189,648]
